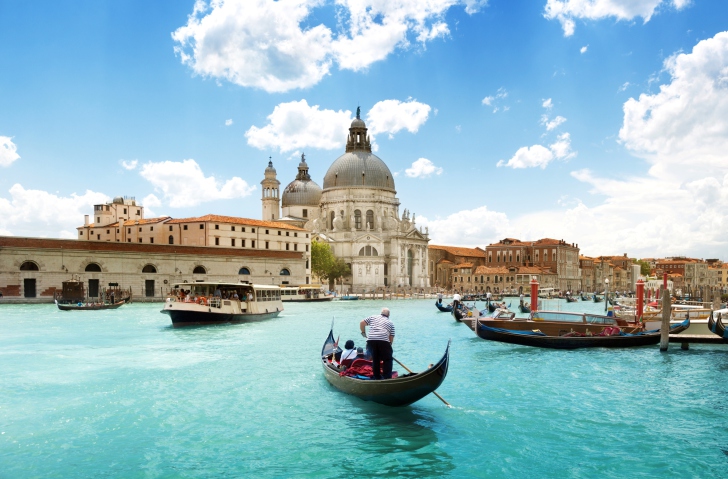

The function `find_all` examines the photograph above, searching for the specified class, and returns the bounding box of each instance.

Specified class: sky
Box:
[1,0,727,260]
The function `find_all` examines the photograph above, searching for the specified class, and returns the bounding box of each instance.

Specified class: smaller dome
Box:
[265,160,276,174]
[282,179,322,207]
[112,196,124,204]
[351,117,366,128]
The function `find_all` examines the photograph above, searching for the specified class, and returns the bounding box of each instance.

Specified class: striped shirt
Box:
[364,314,395,342]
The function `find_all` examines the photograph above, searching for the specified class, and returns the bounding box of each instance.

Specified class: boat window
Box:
[239,267,250,275]
[85,263,102,272]
[193,266,207,274]
[20,261,39,271]
[142,264,157,273]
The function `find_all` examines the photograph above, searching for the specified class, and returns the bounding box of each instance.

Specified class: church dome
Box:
[323,151,395,192]
[322,109,396,192]
[282,153,322,207]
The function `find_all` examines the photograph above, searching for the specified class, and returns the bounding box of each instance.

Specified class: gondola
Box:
[435,301,453,313]
[593,295,603,303]
[708,312,728,341]
[565,296,578,303]
[320,329,450,407]
[580,294,589,301]
[518,303,531,313]
[55,299,125,311]
[475,319,690,349]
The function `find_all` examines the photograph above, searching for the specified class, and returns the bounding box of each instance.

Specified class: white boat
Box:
[280,285,334,302]
[642,306,717,336]
[162,282,283,327]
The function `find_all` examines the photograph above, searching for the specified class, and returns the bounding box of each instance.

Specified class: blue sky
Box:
[1,0,727,259]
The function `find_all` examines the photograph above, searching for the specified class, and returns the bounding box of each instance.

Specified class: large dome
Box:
[323,151,396,191]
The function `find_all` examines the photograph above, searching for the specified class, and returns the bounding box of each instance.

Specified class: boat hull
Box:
[476,320,689,349]
[162,308,281,327]
[56,301,125,311]
[435,301,453,312]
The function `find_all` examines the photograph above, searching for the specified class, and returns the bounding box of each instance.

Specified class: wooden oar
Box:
[393,357,451,407]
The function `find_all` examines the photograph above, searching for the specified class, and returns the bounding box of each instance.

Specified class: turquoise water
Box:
[1,299,727,478]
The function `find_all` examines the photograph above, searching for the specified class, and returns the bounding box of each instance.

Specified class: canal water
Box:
[1,299,727,478]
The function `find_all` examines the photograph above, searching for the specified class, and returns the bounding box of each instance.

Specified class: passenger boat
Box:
[161,282,283,327]
[475,319,690,349]
[320,328,450,407]
[642,306,717,336]
[435,301,453,312]
[54,278,131,311]
[280,285,334,302]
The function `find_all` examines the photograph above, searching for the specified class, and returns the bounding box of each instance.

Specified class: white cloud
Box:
[618,81,630,92]
[366,99,431,139]
[482,87,508,111]
[142,193,162,208]
[0,136,20,167]
[225,119,233,126]
[405,158,443,178]
[245,100,352,153]
[419,206,511,247]
[498,133,574,169]
[619,31,728,181]
[580,45,588,54]
[0,184,108,237]
[120,159,138,170]
[139,159,255,207]
[544,0,690,37]
[541,114,567,131]
[173,0,484,93]
[246,98,431,153]
[542,98,553,109]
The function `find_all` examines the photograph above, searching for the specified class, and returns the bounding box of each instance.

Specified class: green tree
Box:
[634,259,651,276]
[310,240,351,288]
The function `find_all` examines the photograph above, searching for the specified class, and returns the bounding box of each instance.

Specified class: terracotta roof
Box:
[428,244,486,257]
[0,236,304,259]
[78,217,172,229]
[453,262,474,268]
[166,214,306,231]
[437,259,454,265]
[473,266,510,274]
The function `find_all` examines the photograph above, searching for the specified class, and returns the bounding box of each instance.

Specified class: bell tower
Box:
[261,158,280,221]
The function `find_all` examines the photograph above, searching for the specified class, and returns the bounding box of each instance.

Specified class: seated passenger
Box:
[232,291,239,300]
[355,347,367,361]
[339,339,357,366]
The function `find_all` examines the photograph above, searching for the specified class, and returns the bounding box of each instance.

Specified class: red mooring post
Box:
[530,277,539,312]
[663,272,668,292]
[636,279,644,324]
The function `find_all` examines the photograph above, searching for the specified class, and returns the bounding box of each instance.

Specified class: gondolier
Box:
[360,307,395,380]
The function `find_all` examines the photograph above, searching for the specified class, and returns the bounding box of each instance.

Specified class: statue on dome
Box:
[356,106,361,119]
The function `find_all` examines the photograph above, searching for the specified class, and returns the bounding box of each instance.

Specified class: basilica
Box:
[261,111,430,292]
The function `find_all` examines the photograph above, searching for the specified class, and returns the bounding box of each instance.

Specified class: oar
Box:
[392,357,451,407]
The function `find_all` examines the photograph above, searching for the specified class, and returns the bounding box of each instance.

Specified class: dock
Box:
[669,334,727,349]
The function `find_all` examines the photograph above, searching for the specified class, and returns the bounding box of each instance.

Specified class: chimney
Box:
[84,215,89,226]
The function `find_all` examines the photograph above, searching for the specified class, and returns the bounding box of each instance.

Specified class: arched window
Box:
[280,268,290,276]
[85,263,102,272]
[193,266,206,274]
[239,267,250,275]
[358,246,378,256]
[366,210,374,229]
[19,261,39,271]
[330,211,335,229]
[354,210,362,229]
[168,235,174,245]
[142,264,157,273]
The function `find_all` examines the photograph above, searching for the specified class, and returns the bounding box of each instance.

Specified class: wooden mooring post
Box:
[659,289,671,352]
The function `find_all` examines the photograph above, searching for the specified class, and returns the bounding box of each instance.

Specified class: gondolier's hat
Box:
[345,339,355,349]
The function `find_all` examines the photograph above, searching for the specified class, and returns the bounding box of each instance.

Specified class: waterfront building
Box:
[427,245,487,289]
[0,236,305,302]
[262,111,430,293]
[484,238,581,292]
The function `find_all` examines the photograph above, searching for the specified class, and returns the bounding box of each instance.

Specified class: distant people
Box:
[232,291,239,300]
[340,339,357,365]
[214,287,222,298]
[437,291,443,304]
[110,291,115,304]
[453,292,461,310]
[360,307,395,380]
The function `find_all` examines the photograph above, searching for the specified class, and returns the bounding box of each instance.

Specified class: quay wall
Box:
[0,236,306,303]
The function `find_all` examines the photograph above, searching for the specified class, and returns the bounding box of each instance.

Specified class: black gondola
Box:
[320,329,450,407]
[593,295,603,303]
[55,299,126,311]
[518,303,531,313]
[565,296,578,303]
[708,312,728,341]
[435,301,453,313]
[580,294,589,301]
[475,319,690,349]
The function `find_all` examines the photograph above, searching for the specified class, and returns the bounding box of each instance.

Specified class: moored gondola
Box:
[475,319,690,349]
[435,301,453,313]
[321,329,450,407]
[708,312,728,341]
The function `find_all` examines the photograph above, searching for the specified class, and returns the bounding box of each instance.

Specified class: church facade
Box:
[262,111,430,292]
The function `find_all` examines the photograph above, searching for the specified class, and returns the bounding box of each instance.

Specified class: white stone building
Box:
[263,112,430,292]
